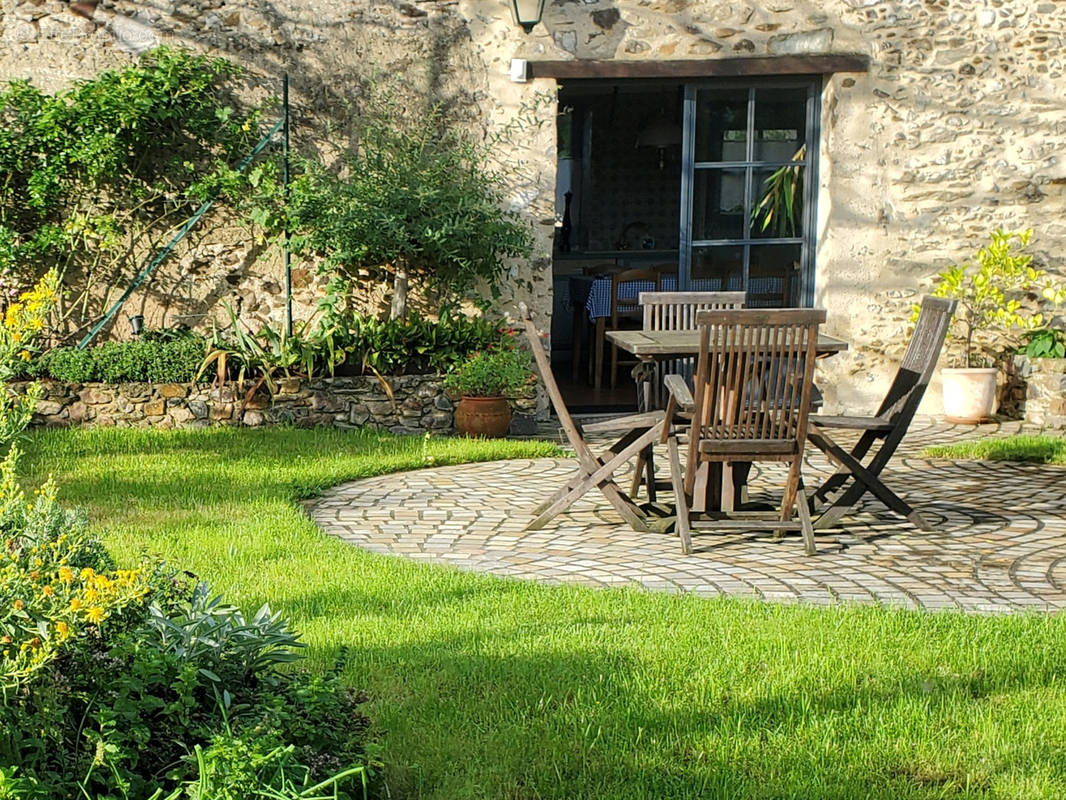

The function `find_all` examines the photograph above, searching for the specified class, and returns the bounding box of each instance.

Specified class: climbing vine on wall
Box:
[0,46,262,342]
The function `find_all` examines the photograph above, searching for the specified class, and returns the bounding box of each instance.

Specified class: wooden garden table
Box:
[606,327,849,512]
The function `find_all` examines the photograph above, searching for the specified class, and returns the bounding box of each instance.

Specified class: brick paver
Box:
[310,418,1066,613]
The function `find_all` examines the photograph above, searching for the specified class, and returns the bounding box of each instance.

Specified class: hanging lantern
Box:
[510,0,546,33]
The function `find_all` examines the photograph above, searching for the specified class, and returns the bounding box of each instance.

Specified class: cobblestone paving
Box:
[310,418,1066,613]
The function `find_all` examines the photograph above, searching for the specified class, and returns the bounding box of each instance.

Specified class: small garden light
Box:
[128,314,144,337]
[510,0,546,33]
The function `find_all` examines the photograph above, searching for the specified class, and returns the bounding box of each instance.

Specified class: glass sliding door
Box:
[678,80,820,306]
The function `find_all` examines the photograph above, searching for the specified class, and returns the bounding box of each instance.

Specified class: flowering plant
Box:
[443,336,533,398]
[925,230,1066,367]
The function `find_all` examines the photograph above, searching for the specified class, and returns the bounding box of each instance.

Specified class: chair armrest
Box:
[663,374,694,411]
[810,414,893,432]
[581,410,665,433]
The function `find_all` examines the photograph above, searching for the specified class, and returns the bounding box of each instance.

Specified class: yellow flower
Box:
[18,349,31,361]
[41,585,54,597]
[79,567,95,581]
[58,566,74,583]
[86,606,105,624]
[12,599,24,611]
[56,621,70,639]
[69,597,82,611]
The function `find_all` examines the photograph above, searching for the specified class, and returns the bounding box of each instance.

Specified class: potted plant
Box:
[926,229,1065,423]
[444,344,534,437]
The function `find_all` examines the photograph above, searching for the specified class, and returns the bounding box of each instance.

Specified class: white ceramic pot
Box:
[942,367,998,423]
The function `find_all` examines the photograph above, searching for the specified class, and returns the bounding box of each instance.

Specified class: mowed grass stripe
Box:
[23,427,1066,800]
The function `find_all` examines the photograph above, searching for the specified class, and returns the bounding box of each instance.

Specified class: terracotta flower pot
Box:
[942,367,998,423]
[454,396,511,438]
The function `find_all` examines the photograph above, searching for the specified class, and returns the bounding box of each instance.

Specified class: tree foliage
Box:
[284,93,532,320]
[0,47,261,340]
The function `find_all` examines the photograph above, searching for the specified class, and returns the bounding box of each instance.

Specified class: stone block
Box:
[121,383,151,401]
[68,401,90,424]
[423,411,452,429]
[509,413,538,436]
[279,377,302,394]
[210,403,234,421]
[80,388,113,405]
[159,383,188,398]
[35,400,66,416]
[243,410,266,426]
[244,393,271,410]
[768,28,833,55]
[144,399,166,416]
[187,399,209,419]
[170,405,195,423]
[434,395,454,411]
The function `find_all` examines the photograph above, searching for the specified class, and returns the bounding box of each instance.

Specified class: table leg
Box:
[593,317,605,389]
[570,305,583,382]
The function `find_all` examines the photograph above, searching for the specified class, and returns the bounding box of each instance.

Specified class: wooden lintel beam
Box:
[527,54,870,80]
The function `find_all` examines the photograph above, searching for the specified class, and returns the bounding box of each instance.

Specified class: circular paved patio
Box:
[309,419,1066,613]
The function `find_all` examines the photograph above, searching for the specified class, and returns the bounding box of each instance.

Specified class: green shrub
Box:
[25,333,206,383]
[1,511,374,799]
[443,337,533,398]
[1020,327,1066,359]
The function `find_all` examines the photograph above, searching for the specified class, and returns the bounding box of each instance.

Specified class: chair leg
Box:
[644,447,657,503]
[668,435,692,554]
[780,459,802,525]
[796,480,816,556]
[630,450,646,498]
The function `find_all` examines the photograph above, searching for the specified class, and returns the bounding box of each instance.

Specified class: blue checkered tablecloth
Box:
[569,276,785,320]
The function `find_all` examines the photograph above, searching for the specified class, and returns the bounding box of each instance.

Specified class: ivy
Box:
[0,47,262,340]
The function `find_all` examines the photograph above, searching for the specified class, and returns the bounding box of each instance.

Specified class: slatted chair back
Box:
[519,305,583,454]
[688,309,826,462]
[874,295,957,423]
[610,269,662,326]
[606,269,663,389]
[640,291,747,407]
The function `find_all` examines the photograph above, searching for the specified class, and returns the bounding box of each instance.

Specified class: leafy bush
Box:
[283,84,532,320]
[1020,327,1066,359]
[443,336,534,398]
[21,332,206,383]
[0,48,261,338]
[334,312,512,376]
[925,229,1066,367]
[1,515,375,799]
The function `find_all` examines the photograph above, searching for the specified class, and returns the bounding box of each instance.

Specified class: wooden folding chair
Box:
[628,291,746,502]
[806,295,957,530]
[519,304,667,532]
[602,268,662,390]
[664,308,826,555]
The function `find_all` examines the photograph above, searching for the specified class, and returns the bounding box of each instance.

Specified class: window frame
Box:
[678,78,822,306]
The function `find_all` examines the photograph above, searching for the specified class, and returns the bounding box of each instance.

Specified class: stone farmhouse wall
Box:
[3,0,1066,414]
[16,376,456,432]
[17,376,540,432]
[1002,356,1066,429]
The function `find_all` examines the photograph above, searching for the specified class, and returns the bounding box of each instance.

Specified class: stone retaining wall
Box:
[1001,356,1066,429]
[14,375,508,434]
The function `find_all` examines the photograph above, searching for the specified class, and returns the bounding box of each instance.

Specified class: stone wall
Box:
[1001,355,1066,429]
[17,376,463,433]
[4,0,1066,415]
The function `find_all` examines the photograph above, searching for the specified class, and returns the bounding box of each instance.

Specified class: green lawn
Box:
[22,427,1066,800]
[922,434,1066,465]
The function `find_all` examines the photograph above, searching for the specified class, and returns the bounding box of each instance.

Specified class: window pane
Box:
[748,244,802,307]
[691,245,744,290]
[694,89,748,162]
[750,165,805,240]
[753,88,806,162]
[693,168,746,241]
